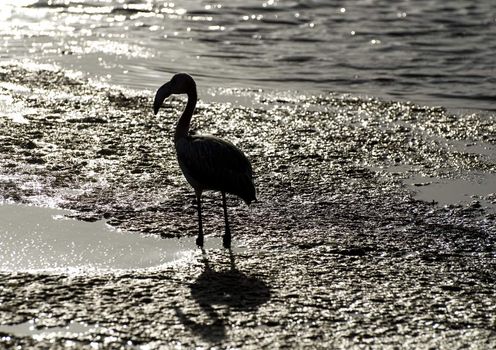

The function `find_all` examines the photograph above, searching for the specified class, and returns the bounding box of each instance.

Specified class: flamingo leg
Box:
[222,191,231,249]
[195,192,204,248]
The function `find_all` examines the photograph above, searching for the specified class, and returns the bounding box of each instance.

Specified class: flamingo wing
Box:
[176,135,255,203]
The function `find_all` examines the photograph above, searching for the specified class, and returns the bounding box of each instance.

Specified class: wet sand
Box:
[0,64,495,348]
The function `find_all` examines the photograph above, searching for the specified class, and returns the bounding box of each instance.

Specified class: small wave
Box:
[111,7,143,16]
[275,55,315,63]
[185,10,217,16]
[26,0,69,8]
[236,5,283,13]
[261,17,302,26]
[432,92,496,106]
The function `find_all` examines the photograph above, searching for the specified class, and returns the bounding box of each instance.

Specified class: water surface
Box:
[0,204,227,273]
[1,0,494,112]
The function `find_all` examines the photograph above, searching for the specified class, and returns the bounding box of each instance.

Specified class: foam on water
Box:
[0,204,228,273]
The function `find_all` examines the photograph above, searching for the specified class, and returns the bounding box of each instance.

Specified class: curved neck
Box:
[174,87,197,143]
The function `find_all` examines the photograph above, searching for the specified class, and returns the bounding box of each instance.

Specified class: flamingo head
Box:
[153,73,196,115]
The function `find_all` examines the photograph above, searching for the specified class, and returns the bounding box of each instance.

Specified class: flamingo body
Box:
[176,135,256,205]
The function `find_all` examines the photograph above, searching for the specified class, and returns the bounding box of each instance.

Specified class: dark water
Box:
[1,0,495,112]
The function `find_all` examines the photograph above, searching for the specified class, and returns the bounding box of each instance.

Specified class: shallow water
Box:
[1,0,495,112]
[408,172,496,211]
[0,204,228,273]
[0,320,97,342]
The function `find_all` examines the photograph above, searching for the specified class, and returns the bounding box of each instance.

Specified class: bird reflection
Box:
[174,248,271,342]
[153,73,256,249]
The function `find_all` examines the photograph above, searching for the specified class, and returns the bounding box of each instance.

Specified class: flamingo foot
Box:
[196,234,204,248]
[223,228,231,249]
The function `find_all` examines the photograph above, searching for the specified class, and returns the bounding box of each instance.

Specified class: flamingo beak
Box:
[153,82,172,115]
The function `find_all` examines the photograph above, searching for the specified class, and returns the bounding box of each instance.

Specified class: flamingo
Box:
[153,73,256,249]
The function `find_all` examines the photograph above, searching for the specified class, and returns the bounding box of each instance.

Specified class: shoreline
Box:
[0,64,495,348]
[2,59,495,118]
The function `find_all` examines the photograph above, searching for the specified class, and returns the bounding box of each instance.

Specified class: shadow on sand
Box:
[175,249,271,342]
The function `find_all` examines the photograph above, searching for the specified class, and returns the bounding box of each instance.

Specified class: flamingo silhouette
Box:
[153,73,256,248]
